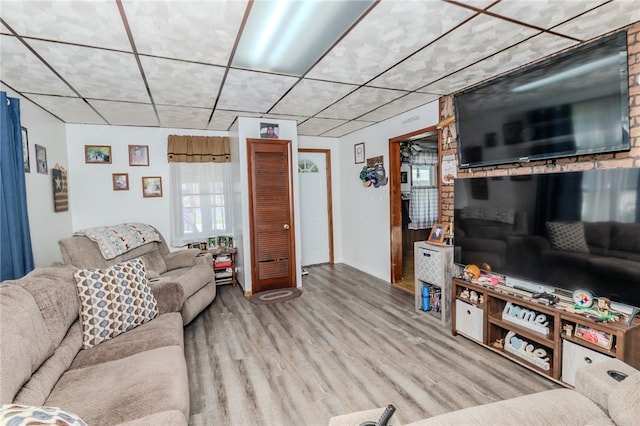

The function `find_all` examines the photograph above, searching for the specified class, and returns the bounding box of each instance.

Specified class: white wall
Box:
[65,124,226,244]
[337,101,440,282]
[2,85,72,266]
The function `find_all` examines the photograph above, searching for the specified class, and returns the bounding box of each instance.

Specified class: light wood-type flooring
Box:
[185,263,559,426]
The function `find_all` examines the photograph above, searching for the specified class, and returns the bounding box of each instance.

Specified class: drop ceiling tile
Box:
[0,35,76,96]
[297,118,348,136]
[208,110,248,131]
[270,79,357,117]
[358,93,439,122]
[260,113,309,124]
[322,121,375,138]
[0,1,130,50]
[157,105,211,130]
[122,0,248,64]
[217,69,298,113]
[488,0,606,30]
[370,14,540,91]
[305,1,476,85]
[422,32,577,94]
[140,56,225,108]
[89,100,158,127]
[316,87,407,120]
[27,39,149,103]
[26,94,107,125]
[551,1,640,41]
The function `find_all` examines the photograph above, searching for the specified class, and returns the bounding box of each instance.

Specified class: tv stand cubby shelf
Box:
[451,278,640,387]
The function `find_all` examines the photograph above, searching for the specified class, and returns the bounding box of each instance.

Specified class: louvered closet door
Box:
[247,138,296,293]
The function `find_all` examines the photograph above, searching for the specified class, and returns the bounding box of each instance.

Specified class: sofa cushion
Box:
[546,222,590,253]
[160,264,215,299]
[73,259,158,349]
[0,284,55,403]
[14,323,82,406]
[45,345,190,426]
[0,403,87,426]
[163,249,199,270]
[608,373,640,426]
[69,312,184,370]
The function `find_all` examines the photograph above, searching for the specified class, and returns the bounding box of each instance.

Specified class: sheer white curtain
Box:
[169,162,233,247]
[408,148,439,230]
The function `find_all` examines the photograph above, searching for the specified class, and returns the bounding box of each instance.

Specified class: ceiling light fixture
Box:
[232,0,375,76]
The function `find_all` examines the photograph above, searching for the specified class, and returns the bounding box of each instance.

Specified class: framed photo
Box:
[128,145,149,166]
[574,324,613,350]
[260,122,279,139]
[85,145,112,164]
[428,223,449,244]
[22,127,30,173]
[400,171,408,184]
[208,236,217,248]
[35,144,48,174]
[354,142,365,164]
[142,176,163,198]
[112,173,129,191]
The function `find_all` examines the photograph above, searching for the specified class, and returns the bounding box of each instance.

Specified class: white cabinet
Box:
[414,241,454,325]
[562,339,613,386]
[455,299,484,342]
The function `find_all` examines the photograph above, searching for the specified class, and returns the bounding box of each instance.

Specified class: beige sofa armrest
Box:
[574,358,639,414]
[149,280,185,314]
[163,249,200,270]
[195,252,213,266]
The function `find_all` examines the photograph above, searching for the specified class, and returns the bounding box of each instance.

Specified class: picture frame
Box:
[142,176,163,198]
[400,171,408,184]
[128,145,149,166]
[22,127,30,173]
[428,223,449,244]
[354,142,365,164]
[260,122,279,139]
[574,324,613,350]
[208,236,217,248]
[85,145,112,164]
[112,173,129,191]
[35,144,48,174]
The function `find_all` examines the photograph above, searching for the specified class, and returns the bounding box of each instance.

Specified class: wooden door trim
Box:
[298,148,334,264]
[388,125,439,284]
[246,138,297,293]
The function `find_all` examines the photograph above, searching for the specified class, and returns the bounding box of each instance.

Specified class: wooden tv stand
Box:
[452,277,640,386]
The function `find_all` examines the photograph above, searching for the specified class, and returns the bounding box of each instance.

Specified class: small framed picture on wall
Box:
[128,145,149,166]
[112,173,129,191]
[142,176,163,198]
[85,145,112,164]
[354,142,365,164]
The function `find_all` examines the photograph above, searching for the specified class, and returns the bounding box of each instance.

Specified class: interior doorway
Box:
[389,126,439,293]
[298,149,334,267]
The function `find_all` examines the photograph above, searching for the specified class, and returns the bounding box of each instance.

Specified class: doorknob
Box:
[283,224,290,230]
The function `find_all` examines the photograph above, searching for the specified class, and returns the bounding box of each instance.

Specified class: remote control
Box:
[376,404,396,426]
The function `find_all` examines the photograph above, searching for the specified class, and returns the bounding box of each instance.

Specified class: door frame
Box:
[389,125,439,284]
[298,148,335,264]
[246,138,297,294]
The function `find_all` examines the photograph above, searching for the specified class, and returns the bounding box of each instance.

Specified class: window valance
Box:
[167,135,231,163]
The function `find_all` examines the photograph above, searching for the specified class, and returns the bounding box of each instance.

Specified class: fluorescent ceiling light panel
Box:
[233,0,374,76]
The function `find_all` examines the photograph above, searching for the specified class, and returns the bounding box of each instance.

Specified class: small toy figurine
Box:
[460,289,470,299]
[563,324,573,337]
[492,338,504,349]
[597,297,611,315]
[469,291,479,303]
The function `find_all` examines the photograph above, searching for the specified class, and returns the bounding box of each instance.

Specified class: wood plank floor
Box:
[185,263,559,426]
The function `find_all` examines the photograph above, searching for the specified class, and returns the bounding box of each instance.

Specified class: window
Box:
[170,162,233,246]
[411,164,437,187]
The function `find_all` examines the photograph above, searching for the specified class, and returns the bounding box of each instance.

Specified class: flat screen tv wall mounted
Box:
[454,31,630,169]
[454,168,640,310]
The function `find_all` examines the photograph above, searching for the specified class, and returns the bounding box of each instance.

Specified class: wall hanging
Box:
[52,165,68,212]
[359,155,388,188]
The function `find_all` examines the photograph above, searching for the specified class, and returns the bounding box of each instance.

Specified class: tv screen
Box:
[454,31,630,168]
[454,168,640,309]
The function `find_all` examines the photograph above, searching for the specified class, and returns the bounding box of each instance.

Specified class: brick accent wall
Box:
[440,22,640,224]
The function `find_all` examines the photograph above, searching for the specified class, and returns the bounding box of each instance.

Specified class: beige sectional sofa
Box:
[330,359,639,426]
[58,223,216,325]
[0,263,190,425]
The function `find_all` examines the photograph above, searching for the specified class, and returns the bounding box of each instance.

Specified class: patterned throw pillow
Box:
[74,258,158,349]
[0,404,87,425]
[546,222,590,253]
